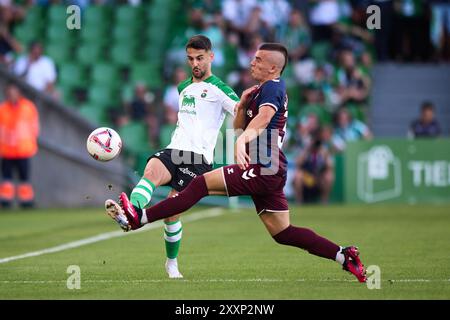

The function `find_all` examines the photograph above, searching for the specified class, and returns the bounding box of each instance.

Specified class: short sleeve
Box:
[257,80,284,112]
[215,84,239,116]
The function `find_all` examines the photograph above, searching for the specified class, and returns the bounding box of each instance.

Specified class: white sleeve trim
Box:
[258,103,278,111]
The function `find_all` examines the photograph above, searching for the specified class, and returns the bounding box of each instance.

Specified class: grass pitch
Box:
[0,204,449,299]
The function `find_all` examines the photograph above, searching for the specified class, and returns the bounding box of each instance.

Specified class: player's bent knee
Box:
[164,214,181,223]
[272,225,293,245]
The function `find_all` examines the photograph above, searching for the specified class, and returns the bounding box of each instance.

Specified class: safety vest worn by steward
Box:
[0,97,39,159]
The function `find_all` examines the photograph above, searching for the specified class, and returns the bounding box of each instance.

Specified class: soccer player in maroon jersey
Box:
[106,43,367,282]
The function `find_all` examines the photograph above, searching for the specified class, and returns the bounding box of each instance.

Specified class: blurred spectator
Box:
[0,83,39,209]
[167,8,226,74]
[308,0,340,42]
[332,107,372,152]
[259,0,291,39]
[294,112,320,151]
[430,0,450,61]
[222,0,258,39]
[229,67,257,96]
[0,22,22,66]
[334,49,371,107]
[13,41,58,98]
[279,9,316,84]
[163,67,187,125]
[292,127,334,204]
[124,83,159,148]
[408,101,442,138]
[237,32,263,68]
[393,0,430,61]
[0,1,26,30]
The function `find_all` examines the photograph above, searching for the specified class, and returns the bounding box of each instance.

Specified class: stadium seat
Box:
[112,24,137,43]
[58,63,86,88]
[119,122,150,154]
[88,85,118,109]
[110,44,136,66]
[159,124,176,148]
[48,5,68,24]
[311,42,331,64]
[45,42,72,66]
[76,43,104,65]
[78,104,108,126]
[130,63,162,89]
[13,23,43,45]
[91,64,120,88]
[83,5,110,26]
[46,24,75,45]
[115,6,142,25]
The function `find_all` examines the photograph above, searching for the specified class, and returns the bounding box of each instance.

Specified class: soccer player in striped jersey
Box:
[106,35,239,278]
[108,43,367,283]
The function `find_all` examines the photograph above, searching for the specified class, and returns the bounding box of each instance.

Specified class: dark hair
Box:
[421,101,434,112]
[186,35,212,51]
[258,42,288,74]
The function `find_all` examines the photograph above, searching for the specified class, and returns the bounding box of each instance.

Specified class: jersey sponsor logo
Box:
[247,110,253,118]
[179,167,197,179]
[178,179,184,186]
[180,94,197,115]
[181,94,196,108]
[242,168,257,180]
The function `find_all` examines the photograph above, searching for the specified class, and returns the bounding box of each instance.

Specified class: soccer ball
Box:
[86,127,122,162]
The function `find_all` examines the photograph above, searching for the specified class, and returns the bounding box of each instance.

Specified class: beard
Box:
[192,68,206,80]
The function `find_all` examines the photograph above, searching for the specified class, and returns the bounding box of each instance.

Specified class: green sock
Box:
[130,178,155,208]
[164,220,182,259]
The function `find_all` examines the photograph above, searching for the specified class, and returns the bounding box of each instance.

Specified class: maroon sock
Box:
[144,175,209,223]
[273,225,340,261]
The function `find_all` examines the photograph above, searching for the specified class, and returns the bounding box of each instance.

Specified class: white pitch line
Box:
[0,279,449,284]
[0,208,224,264]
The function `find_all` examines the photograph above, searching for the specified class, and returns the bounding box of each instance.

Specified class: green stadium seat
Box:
[91,63,120,87]
[59,63,86,88]
[76,43,104,65]
[130,63,162,88]
[46,24,75,44]
[88,85,118,108]
[80,25,107,43]
[112,24,137,42]
[46,43,72,66]
[83,5,110,25]
[25,6,45,25]
[57,84,76,107]
[78,104,108,125]
[48,5,68,24]
[110,45,136,66]
[13,24,43,45]
[159,124,176,148]
[119,122,150,154]
[311,42,331,64]
[115,6,142,25]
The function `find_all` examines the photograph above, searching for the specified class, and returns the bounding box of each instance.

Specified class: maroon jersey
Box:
[244,78,288,176]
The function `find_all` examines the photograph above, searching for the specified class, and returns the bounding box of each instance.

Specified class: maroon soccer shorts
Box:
[221,164,289,215]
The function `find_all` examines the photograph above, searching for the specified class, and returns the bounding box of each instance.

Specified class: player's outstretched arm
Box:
[233,85,258,131]
[235,105,276,169]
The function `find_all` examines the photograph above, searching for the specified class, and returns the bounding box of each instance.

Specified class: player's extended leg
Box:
[116,168,226,230]
[164,190,184,279]
[131,158,172,209]
[105,158,172,231]
[259,211,367,282]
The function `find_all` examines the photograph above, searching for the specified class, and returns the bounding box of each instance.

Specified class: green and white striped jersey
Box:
[167,74,239,164]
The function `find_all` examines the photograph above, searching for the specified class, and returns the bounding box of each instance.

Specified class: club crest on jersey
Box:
[247,109,253,118]
[201,89,208,98]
